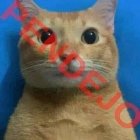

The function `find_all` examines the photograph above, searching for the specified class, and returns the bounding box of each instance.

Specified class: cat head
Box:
[18,0,118,89]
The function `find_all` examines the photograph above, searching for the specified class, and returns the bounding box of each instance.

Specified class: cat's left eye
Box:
[38,28,56,45]
[81,28,99,45]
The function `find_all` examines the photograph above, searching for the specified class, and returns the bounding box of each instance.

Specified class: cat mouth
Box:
[23,66,91,88]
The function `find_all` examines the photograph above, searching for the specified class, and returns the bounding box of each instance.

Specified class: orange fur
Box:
[5,0,136,139]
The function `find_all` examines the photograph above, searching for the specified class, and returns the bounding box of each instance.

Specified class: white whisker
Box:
[22,59,58,72]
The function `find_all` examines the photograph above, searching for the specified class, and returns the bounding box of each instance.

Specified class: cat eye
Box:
[38,28,56,45]
[81,28,99,44]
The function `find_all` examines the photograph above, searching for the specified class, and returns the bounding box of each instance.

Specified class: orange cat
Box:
[5,0,136,139]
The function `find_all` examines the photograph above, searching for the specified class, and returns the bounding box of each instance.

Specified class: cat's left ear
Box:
[91,0,117,32]
[16,0,41,24]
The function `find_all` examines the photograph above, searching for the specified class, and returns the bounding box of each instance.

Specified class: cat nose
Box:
[60,54,68,61]
[59,54,76,62]
[59,53,81,73]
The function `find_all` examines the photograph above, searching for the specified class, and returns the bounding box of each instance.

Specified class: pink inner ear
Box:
[17,0,40,23]
[92,0,117,32]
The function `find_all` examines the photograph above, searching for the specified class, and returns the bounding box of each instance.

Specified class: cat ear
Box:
[16,0,41,24]
[92,0,117,32]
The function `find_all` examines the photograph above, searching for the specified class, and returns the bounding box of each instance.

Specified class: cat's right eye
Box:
[38,28,56,45]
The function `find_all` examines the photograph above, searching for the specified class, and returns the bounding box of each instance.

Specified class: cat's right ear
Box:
[16,0,41,25]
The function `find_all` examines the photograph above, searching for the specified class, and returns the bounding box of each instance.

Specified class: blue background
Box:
[0,0,140,139]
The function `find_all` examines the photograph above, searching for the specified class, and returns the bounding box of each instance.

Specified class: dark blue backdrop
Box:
[0,0,140,139]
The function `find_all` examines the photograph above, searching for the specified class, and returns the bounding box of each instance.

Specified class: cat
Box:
[5,0,136,139]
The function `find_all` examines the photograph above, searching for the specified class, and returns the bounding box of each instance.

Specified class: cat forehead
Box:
[39,10,96,27]
[41,11,86,21]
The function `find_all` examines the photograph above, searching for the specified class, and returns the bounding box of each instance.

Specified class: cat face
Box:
[18,0,118,88]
